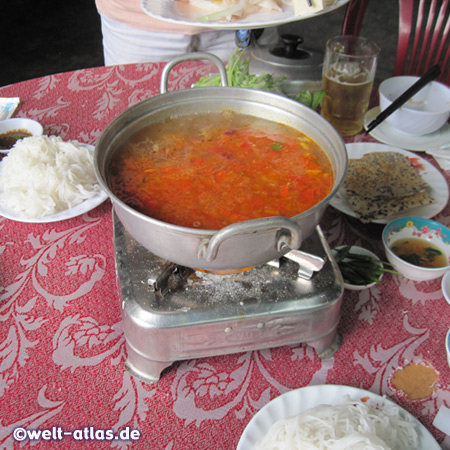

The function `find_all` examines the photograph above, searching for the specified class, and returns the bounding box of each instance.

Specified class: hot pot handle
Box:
[197,217,303,262]
[160,52,229,94]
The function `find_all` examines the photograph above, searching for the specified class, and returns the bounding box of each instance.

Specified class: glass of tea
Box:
[321,35,380,137]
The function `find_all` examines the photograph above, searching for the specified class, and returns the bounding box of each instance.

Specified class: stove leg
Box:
[308,331,342,359]
[124,343,173,384]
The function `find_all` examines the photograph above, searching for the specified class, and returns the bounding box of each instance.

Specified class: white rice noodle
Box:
[0,135,100,218]
[255,396,419,450]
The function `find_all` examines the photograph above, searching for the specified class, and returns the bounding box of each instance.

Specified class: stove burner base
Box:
[114,214,344,383]
[124,331,343,384]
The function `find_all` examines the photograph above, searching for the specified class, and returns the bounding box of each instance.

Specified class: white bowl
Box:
[441,271,450,305]
[383,217,450,282]
[332,245,383,290]
[0,118,43,148]
[446,329,450,369]
[379,76,450,136]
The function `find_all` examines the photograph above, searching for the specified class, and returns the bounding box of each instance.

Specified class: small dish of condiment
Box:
[383,216,450,281]
[0,118,43,152]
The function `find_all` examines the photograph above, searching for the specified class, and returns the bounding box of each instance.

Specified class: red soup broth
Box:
[108,111,334,230]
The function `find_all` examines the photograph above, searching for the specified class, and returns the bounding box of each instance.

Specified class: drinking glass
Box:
[321,35,380,136]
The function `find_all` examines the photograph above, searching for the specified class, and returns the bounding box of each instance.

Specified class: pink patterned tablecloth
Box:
[0,62,449,449]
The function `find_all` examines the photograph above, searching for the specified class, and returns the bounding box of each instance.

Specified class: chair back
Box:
[342,0,450,85]
[341,0,371,36]
[396,0,450,85]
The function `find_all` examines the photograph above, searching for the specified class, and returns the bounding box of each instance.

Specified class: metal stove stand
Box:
[113,214,344,384]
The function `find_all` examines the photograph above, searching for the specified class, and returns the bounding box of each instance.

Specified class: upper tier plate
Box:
[141,0,350,30]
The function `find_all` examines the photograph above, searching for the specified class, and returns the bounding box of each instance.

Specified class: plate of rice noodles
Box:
[141,0,349,29]
[0,136,107,223]
[237,384,440,449]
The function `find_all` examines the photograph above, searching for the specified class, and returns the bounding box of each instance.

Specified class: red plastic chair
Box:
[396,0,450,85]
[342,0,450,85]
[341,0,371,37]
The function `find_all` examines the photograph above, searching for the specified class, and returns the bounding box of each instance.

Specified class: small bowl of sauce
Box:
[0,118,43,152]
[383,217,450,281]
[390,237,447,268]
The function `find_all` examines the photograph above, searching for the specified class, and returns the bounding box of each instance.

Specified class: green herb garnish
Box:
[295,89,326,110]
[271,142,283,151]
[194,49,285,91]
[397,247,443,266]
[196,0,248,22]
[334,245,399,286]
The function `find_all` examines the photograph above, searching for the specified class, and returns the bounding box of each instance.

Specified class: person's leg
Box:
[99,14,194,65]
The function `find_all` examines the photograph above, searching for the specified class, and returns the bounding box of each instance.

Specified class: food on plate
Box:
[255,396,418,449]
[186,0,285,22]
[343,151,435,222]
[108,111,334,229]
[0,135,101,218]
[185,0,337,22]
[390,237,447,268]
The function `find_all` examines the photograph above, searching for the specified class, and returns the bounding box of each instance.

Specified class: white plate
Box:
[141,0,350,29]
[364,106,450,152]
[237,384,440,449]
[330,142,449,224]
[0,144,108,223]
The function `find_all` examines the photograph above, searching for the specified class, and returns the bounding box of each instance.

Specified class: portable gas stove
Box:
[113,213,344,384]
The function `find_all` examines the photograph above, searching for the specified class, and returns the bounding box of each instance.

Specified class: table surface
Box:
[0,61,449,449]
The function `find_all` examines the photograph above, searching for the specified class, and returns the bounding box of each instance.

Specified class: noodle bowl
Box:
[255,396,418,449]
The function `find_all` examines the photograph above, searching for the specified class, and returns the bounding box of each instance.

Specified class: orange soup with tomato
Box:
[108,111,334,230]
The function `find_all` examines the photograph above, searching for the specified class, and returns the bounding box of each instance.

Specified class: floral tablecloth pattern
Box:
[0,62,449,449]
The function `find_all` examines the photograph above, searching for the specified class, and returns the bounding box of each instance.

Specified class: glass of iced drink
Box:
[321,35,380,136]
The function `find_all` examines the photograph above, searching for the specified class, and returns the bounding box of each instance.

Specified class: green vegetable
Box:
[295,89,326,110]
[194,49,285,91]
[193,49,325,111]
[271,142,283,151]
[294,90,313,107]
[392,245,443,266]
[334,246,399,286]
[196,0,248,22]
[294,91,326,109]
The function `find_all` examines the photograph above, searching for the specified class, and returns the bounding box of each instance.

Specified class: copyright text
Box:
[13,426,141,442]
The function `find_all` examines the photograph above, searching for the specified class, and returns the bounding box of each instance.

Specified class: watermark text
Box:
[13,426,140,442]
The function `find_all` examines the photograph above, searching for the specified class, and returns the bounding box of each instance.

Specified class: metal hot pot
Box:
[94,53,347,271]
